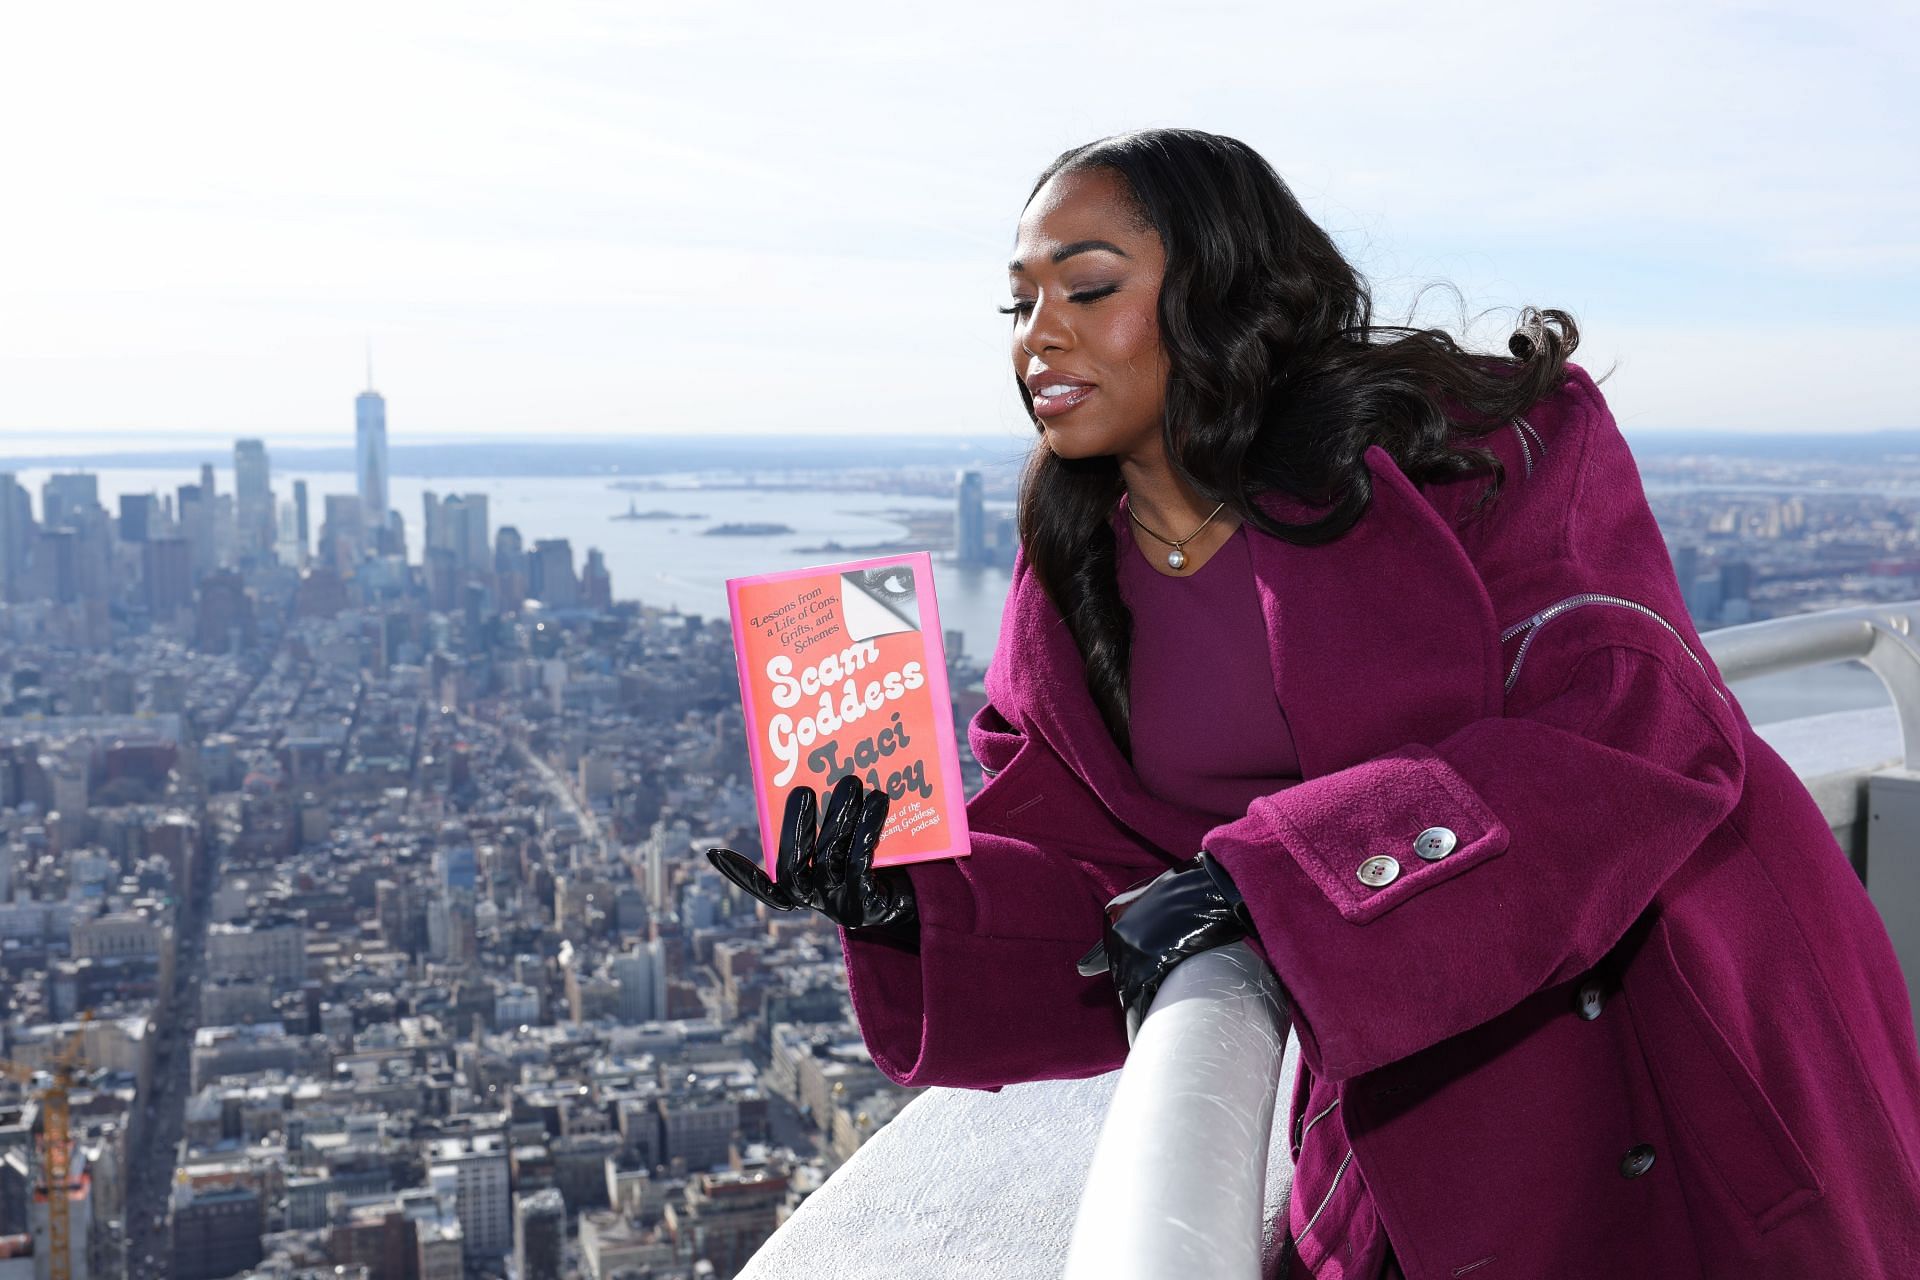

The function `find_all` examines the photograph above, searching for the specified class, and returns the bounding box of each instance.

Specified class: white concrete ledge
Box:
[740,1031,1302,1279]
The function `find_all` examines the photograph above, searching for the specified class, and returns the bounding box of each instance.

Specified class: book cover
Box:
[725,551,971,871]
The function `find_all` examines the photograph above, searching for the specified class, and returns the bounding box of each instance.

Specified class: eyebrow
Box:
[1007,239,1130,274]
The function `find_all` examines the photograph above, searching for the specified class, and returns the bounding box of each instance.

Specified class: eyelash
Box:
[998,284,1119,316]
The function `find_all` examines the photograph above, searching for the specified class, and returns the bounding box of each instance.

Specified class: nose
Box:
[1018,289,1072,358]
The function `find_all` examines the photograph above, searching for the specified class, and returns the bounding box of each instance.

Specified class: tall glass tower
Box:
[234,438,273,560]
[356,382,389,534]
[955,468,987,566]
[292,479,310,567]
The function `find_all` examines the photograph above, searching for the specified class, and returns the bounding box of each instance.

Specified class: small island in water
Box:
[613,499,706,521]
[704,521,795,536]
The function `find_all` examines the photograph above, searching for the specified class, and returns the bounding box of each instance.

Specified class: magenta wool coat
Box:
[837,363,1920,1278]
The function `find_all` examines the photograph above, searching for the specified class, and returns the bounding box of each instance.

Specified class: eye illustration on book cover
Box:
[725,551,970,871]
[842,564,920,638]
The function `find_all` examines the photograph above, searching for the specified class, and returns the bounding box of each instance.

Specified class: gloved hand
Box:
[707,773,918,935]
[1077,849,1253,1045]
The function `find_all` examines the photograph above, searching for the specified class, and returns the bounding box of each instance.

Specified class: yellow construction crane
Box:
[0,1016,92,1280]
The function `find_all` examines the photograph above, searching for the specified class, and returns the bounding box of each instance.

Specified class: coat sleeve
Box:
[837,700,1173,1091]
[1203,369,1750,1085]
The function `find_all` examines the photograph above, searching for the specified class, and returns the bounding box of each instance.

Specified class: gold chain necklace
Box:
[1126,498,1227,571]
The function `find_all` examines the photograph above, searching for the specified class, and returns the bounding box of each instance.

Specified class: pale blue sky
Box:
[0,1,1912,441]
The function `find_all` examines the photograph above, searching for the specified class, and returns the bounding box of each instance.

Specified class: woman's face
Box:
[1006,166,1170,464]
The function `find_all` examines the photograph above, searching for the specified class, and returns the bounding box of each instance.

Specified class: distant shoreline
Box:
[0,435,1027,477]
[11,428,1920,479]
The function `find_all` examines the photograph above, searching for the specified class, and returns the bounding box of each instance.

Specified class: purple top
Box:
[1114,501,1301,822]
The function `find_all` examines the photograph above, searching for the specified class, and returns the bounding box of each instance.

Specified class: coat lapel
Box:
[986,444,1505,850]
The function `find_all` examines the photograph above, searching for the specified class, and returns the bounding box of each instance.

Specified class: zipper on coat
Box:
[1292,1097,1341,1156]
[1510,418,1534,479]
[1298,1147,1355,1239]
[1516,413,1544,462]
[1500,593,1730,705]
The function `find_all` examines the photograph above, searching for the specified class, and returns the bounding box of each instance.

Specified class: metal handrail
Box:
[1705,601,1920,768]
[1061,599,1920,1280]
[1062,942,1290,1279]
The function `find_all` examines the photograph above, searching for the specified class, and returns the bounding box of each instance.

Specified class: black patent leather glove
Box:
[707,773,918,937]
[1076,850,1252,1045]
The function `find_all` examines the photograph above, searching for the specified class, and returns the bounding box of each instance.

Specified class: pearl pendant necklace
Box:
[1126,498,1228,571]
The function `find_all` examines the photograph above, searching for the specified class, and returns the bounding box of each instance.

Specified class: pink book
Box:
[725,551,971,870]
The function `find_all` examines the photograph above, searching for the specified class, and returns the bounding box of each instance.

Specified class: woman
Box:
[709,129,1920,1277]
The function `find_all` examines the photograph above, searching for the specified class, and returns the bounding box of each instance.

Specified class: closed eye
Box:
[998,283,1121,316]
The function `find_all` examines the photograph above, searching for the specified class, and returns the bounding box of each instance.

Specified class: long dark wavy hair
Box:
[1010,127,1586,761]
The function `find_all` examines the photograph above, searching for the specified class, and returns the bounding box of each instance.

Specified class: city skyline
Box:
[0,348,1916,1278]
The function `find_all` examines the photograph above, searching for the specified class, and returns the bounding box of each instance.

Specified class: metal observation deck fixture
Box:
[739,600,1920,1280]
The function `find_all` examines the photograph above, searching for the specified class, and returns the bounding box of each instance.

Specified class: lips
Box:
[1031,383,1096,418]
[1027,370,1098,419]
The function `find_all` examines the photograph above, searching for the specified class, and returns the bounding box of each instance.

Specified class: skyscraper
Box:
[422,490,441,555]
[528,539,578,608]
[428,1134,511,1258]
[0,474,31,603]
[292,479,310,566]
[176,482,216,578]
[143,536,193,618]
[234,438,274,561]
[30,528,78,602]
[582,547,612,609]
[494,526,526,612]
[513,1188,565,1280]
[357,378,389,535]
[1672,542,1700,619]
[955,469,986,566]
[118,493,157,543]
[320,495,365,574]
[1719,558,1754,625]
[199,461,236,568]
[455,493,489,571]
[494,525,523,574]
[42,473,101,527]
[425,492,490,574]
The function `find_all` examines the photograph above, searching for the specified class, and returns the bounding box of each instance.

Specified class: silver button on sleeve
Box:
[1357,855,1400,888]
